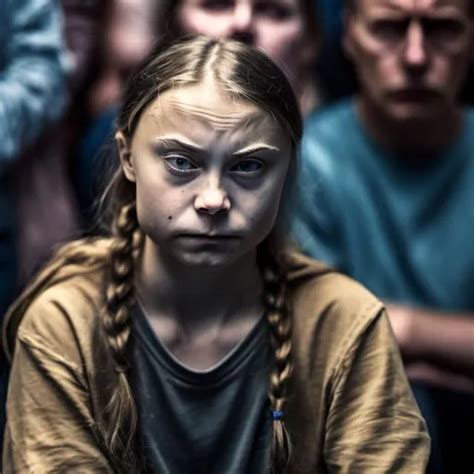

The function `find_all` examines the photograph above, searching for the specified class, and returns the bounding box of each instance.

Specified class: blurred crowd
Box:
[1,0,473,472]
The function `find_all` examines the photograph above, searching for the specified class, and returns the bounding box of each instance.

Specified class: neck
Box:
[357,96,463,156]
[135,236,264,333]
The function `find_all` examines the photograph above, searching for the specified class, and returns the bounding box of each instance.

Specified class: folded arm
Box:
[386,303,474,392]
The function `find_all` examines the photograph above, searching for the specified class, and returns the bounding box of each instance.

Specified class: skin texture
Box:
[345,0,474,391]
[116,78,291,369]
[175,0,318,113]
[344,0,474,151]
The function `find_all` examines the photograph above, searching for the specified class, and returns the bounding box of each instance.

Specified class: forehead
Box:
[150,83,263,130]
[357,0,470,14]
[133,80,283,145]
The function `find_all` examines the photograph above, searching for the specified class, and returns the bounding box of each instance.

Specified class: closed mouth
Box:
[177,234,241,240]
[390,89,440,102]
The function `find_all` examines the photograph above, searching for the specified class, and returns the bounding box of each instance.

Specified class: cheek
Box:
[257,22,304,65]
[134,176,180,237]
[430,54,467,89]
[243,176,287,235]
[357,50,400,92]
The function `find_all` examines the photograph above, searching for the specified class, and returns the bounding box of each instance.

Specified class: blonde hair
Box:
[5,36,303,473]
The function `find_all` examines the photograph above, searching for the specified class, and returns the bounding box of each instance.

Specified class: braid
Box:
[101,202,143,473]
[260,248,293,473]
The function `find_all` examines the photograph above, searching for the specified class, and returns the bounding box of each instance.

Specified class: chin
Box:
[175,250,242,269]
[387,102,442,123]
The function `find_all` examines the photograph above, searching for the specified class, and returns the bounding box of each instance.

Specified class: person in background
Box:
[11,0,110,284]
[0,0,66,315]
[293,0,474,472]
[76,0,157,224]
[159,0,321,116]
[88,0,157,117]
[0,0,66,450]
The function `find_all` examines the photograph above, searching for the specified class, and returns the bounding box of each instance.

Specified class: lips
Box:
[176,233,241,240]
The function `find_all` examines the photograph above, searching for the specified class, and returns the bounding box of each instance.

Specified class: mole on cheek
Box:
[168,216,173,220]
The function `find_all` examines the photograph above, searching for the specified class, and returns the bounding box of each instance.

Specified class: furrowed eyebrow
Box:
[152,138,280,158]
[153,137,204,153]
[233,144,280,157]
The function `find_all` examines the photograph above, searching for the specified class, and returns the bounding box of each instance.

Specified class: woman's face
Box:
[175,0,315,82]
[118,79,292,267]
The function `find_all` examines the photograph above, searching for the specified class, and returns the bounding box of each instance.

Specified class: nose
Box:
[194,181,231,216]
[230,3,255,45]
[402,21,428,70]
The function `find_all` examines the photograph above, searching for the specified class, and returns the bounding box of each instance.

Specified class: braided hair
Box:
[101,36,303,472]
[258,244,293,473]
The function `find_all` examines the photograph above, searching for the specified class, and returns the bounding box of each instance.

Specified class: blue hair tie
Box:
[272,410,284,421]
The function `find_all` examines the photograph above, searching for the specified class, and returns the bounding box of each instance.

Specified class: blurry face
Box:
[119,79,291,268]
[345,0,474,122]
[61,0,103,89]
[175,0,314,81]
[107,0,155,73]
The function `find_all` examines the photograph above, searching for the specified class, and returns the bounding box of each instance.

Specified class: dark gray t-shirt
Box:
[131,304,272,474]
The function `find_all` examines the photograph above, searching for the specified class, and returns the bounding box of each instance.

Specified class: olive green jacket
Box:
[2,248,430,473]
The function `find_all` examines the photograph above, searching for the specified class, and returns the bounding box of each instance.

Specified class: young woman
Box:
[2,37,429,473]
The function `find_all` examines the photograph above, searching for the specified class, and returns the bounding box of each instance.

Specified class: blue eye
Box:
[232,159,264,174]
[164,155,198,173]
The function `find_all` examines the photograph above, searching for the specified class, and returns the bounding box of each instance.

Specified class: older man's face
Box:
[345,0,473,122]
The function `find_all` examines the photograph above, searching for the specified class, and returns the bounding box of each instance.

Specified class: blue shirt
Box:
[293,99,474,312]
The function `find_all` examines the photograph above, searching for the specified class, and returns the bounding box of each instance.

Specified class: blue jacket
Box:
[0,0,66,312]
[0,0,66,166]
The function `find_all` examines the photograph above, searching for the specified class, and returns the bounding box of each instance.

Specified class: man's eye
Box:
[369,19,408,42]
[164,156,198,173]
[424,18,466,43]
[232,159,264,174]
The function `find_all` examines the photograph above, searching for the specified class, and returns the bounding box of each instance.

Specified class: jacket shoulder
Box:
[287,251,385,367]
[288,251,383,318]
[14,268,106,367]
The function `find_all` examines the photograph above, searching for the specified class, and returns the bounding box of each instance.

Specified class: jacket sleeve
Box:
[0,0,67,164]
[3,299,112,473]
[324,309,431,473]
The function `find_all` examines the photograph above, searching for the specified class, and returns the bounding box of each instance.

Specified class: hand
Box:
[405,361,474,393]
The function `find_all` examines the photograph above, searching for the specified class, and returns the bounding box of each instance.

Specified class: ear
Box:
[116,131,136,183]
